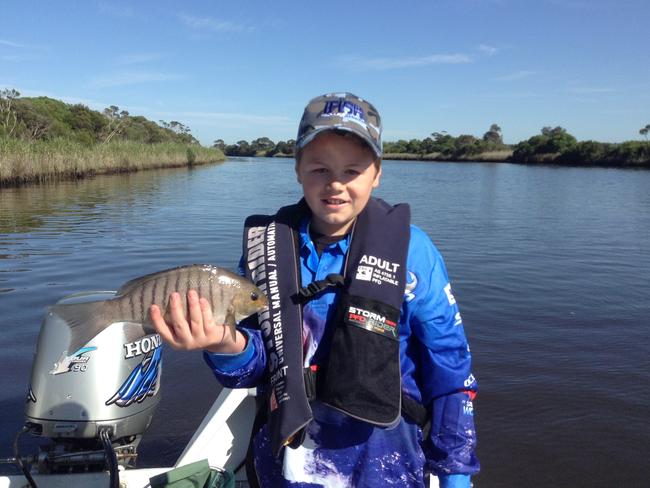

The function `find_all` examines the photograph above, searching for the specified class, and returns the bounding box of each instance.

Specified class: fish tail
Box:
[50,300,117,353]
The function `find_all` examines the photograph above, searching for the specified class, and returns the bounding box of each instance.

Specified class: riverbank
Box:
[249,150,515,162]
[383,149,513,162]
[0,138,225,187]
[383,147,650,167]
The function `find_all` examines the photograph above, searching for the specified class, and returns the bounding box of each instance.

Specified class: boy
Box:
[151,93,479,487]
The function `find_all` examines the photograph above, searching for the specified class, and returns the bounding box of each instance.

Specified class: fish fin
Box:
[50,300,114,353]
[122,321,150,343]
[115,264,208,295]
[225,305,237,342]
[116,271,162,295]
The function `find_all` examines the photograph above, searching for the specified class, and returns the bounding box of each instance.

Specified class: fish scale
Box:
[50,264,268,353]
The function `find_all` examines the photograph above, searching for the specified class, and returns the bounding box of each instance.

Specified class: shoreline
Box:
[382,151,649,168]
[382,150,513,163]
[0,139,226,188]
[266,150,649,168]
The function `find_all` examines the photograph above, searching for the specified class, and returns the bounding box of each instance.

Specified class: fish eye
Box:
[250,292,259,301]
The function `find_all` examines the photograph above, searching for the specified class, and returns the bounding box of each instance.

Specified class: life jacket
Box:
[242,197,411,458]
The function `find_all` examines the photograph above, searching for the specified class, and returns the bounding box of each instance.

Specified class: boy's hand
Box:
[150,290,246,354]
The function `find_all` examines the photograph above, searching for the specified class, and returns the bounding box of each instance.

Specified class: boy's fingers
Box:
[199,297,216,337]
[167,292,192,343]
[150,304,179,346]
[187,290,204,336]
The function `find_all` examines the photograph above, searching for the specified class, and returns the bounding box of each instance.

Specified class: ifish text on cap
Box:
[296,92,383,158]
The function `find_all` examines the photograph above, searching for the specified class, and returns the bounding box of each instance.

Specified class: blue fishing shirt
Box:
[204,219,479,487]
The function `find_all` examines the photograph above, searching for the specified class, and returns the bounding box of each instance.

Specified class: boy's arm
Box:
[404,227,479,481]
[203,322,267,389]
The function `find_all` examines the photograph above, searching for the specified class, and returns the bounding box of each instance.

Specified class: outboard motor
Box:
[16,291,162,480]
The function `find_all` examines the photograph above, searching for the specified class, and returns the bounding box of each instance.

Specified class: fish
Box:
[50,264,268,354]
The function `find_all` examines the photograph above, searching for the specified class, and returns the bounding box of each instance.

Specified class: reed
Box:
[0,138,226,186]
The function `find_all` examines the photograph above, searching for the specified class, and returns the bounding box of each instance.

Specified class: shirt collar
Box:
[299,216,350,273]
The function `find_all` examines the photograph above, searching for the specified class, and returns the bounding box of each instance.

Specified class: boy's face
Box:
[296,131,381,236]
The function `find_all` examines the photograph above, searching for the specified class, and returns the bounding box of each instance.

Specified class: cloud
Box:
[58,95,113,109]
[485,91,544,99]
[478,44,499,56]
[179,14,252,33]
[116,53,165,65]
[0,39,29,48]
[339,53,472,71]
[567,86,617,94]
[0,38,46,51]
[175,111,293,127]
[545,0,604,9]
[90,71,187,88]
[493,70,537,81]
[97,2,135,18]
[0,38,47,62]
[0,86,111,110]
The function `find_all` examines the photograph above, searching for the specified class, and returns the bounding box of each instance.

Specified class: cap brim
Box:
[296,126,382,158]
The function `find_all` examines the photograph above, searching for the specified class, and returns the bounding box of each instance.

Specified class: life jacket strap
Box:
[296,273,344,303]
[401,393,431,438]
[303,365,319,401]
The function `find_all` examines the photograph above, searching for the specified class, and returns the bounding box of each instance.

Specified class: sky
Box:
[1,0,649,146]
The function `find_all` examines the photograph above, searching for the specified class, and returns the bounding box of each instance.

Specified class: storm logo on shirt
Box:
[346,305,398,339]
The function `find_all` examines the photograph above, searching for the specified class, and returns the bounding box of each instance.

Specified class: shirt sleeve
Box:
[202,326,267,389]
[404,225,479,477]
[438,473,472,488]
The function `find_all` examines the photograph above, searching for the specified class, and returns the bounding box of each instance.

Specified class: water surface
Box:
[1,158,648,486]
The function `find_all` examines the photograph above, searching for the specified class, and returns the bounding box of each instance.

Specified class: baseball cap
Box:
[296,92,383,158]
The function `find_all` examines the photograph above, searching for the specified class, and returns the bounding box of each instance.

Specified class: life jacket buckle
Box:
[296,274,344,303]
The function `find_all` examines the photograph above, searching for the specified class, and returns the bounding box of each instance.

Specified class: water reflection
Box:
[1,167,198,233]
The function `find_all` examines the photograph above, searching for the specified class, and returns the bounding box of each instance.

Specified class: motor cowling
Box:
[25,291,162,442]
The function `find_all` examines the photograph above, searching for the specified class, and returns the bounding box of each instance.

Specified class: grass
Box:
[0,138,226,186]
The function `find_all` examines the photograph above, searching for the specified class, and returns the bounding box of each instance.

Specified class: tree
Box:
[430,131,455,155]
[0,88,20,137]
[251,137,275,153]
[640,124,650,140]
[167,121,189,135]
[454,134,480,156]
[420,137,435,154]
[482,123,503,144]
[540,127,576,153]
[212,139,226,150]
[406,138,423,154]
[102,105,130,143]
[384,139,408,154]
[16,103,51,142]
[513,126,577,163]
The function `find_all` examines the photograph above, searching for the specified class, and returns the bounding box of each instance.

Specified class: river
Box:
[1,157,649,487]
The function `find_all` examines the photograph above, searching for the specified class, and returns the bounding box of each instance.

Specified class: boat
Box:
[1,385,255,487]
[0,291,441,488]
[0,291,255,487]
